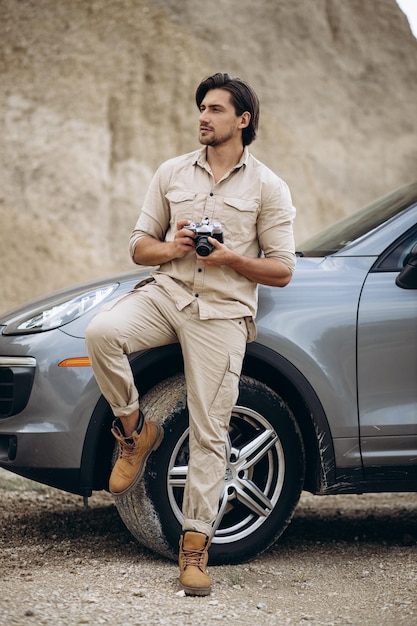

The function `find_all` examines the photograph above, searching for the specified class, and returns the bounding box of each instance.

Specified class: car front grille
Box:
[0,357,36,418]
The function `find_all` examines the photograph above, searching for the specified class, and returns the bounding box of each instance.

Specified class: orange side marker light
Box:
[58,357,92,367]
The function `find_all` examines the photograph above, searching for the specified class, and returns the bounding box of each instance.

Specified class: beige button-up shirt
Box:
[129,147,296,325]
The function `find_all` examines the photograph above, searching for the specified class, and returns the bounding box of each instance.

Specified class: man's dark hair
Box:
[195,72,260,146]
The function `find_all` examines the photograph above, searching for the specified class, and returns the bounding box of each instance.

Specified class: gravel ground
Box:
[0,468,416,626]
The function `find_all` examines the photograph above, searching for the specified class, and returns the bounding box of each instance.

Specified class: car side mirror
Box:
[395,243,417,289]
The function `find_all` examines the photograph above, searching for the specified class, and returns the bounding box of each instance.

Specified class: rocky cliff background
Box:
[1,0,417,312]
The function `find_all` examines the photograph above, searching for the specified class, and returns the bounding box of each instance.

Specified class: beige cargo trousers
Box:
[85,280,248,538]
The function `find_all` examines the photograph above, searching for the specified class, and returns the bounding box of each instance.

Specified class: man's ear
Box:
[239,111,251,130]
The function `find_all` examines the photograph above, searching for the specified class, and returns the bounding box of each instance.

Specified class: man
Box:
[85,72,296,596]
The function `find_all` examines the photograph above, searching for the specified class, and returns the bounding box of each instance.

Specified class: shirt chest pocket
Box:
[166,190,197,224]
[222,196,259,241]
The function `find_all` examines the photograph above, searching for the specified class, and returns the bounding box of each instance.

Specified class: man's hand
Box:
[196,237,233,266]
[173,219,197,258]
[133,219,196,266]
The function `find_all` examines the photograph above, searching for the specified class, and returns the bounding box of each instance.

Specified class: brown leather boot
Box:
[109,415,164,496]
[179,531,211,596]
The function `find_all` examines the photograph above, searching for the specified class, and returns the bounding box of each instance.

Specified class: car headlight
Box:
[2,285,118,335]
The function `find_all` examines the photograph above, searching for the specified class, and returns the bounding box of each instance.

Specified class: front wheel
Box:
[114,374,305,565]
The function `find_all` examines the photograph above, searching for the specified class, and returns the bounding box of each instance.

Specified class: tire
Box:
[114,373,305,565]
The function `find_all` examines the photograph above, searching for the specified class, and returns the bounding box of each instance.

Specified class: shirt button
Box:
[210,192,214,196]
[195,293,199,298]
[198,268,202,272]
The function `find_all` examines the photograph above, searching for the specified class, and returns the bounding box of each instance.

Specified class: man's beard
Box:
[199,126,236,147]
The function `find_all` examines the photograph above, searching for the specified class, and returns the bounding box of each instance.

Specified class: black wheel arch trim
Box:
[244,342,338,492]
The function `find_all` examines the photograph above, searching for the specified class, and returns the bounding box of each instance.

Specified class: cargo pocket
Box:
[208,351,243,422]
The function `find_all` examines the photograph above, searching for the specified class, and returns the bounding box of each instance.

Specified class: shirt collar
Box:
[194,146,249,171]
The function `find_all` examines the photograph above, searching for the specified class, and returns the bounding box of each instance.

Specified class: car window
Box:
[297,182,417,257]
[374,227,417,272]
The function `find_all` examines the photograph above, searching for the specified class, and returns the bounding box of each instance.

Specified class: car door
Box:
[357,227,417,482]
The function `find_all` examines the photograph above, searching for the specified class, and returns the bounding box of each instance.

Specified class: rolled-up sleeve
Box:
[129,162,172,260]
[257,175,297,274]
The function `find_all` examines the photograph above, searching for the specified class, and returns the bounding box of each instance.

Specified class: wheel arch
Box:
[243,342,335,493]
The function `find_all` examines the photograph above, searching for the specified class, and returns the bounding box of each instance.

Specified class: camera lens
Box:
[195,236,214,256]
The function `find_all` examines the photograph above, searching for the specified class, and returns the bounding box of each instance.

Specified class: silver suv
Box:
[1,181,416,564]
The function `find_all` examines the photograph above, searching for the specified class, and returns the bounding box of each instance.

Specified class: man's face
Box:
[198,88,243,147]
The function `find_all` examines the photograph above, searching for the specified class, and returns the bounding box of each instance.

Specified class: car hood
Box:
[0,257,374,339]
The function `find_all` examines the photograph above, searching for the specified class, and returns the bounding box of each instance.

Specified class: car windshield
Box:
[297,181,417,257]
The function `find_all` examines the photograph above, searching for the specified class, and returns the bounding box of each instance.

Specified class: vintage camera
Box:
[188,217,223,256]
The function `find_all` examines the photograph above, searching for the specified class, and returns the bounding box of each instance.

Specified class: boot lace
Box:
[116,435,136,462]
[181,547,205,570]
